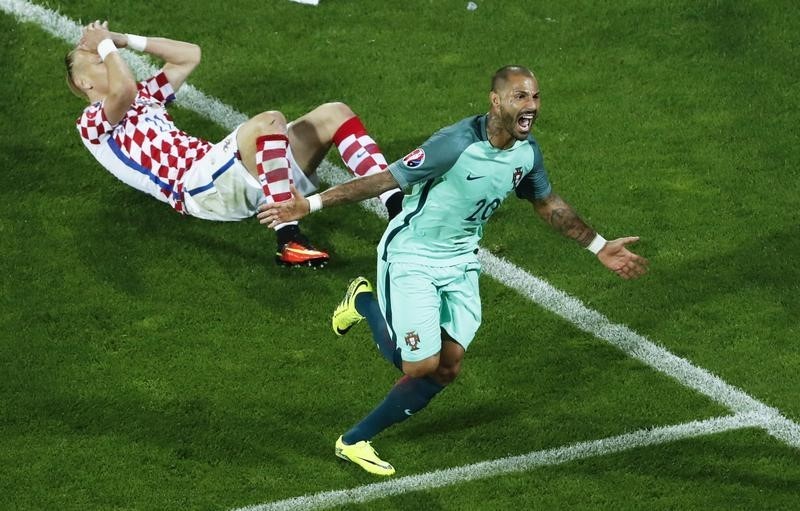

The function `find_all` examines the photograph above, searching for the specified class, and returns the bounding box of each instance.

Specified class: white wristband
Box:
[97,38,117,61]
[307,194,323,213]
[586,233,607,255]
[125,33,148,52]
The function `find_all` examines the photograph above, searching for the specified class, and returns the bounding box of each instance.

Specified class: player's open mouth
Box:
[517,112,535,131]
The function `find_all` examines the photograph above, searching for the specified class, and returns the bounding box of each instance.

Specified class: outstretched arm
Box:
[108,30,201,91]
[257,171,400,228]
[532,193,649,279]
[533,192,596,246]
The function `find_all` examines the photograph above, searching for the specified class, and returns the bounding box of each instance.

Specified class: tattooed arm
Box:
[532,193,596,247]
[531,193,649,279]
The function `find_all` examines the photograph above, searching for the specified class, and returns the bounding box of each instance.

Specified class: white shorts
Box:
[182,125,318,221]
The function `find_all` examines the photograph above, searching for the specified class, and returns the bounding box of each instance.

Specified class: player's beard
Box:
[500,106,531,141]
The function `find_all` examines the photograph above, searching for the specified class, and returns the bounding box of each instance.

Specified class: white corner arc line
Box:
[236,414,763,511]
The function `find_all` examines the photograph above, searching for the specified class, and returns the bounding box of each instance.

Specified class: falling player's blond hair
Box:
[64,50,89,101]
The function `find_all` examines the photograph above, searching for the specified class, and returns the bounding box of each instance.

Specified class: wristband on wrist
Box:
[586,233,607,255]
[97,38,118,61]
[307,194,323,213]
[125,33,147,52]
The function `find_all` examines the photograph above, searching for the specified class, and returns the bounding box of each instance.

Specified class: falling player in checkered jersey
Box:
[65,21,402,267]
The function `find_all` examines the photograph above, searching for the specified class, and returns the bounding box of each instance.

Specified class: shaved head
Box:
[486,65,540,148]
[491,65,535,92]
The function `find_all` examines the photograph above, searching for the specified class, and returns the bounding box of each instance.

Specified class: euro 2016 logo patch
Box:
[402,148,426,168]
[404,331,421,351]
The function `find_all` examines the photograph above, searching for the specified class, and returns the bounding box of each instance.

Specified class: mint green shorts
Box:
[376,259,482,362]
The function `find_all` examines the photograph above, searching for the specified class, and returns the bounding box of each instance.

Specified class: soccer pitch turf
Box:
[1,1,799,510]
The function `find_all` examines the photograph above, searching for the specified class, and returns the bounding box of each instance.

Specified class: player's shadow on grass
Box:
[37,388,338,469]
[74,189,380,292]
[397,401,516,438]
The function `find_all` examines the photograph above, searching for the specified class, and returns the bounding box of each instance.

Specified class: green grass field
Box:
[1,0,799,509]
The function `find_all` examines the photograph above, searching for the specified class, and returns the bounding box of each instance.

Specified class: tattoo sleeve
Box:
[320,171,398,208]
[534,194,596,247]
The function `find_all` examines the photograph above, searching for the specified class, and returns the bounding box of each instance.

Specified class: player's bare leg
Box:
[238,111,329,267]
[237,110,289,177]
[287,102,351,174]
[430,332,465,385]
[289,102,403,219]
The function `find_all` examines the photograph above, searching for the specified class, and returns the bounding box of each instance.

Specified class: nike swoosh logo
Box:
[334,280,369,335]
[404,409,414,416]
[356,150,367,158]
[352,280,368,295]
[355,456,392,469]
[345,280,369,303]
[466,174,485,181]
[284,246,325,256]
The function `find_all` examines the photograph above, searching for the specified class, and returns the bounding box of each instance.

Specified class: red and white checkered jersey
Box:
[76,70,212,212]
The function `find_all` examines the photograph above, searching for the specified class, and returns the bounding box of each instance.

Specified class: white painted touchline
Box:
[477,251,800,449]
[0,0,389,220]
[233,413,764,511]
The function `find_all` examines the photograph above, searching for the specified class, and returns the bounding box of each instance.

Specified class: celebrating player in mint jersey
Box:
[66,21,402,268]
[259,65,649,475]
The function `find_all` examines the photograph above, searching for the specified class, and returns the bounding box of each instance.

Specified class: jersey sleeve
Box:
[515,139,553,200]
[138,70,176,104]
[388,126,473,188]
[76,102,115,145]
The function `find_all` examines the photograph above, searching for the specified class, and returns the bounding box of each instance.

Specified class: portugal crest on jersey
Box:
[512,166,523,188]
[404,331,421,351]
[402,148,426,168]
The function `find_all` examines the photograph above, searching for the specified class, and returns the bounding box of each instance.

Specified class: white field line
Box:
[0,0,389,219]
[236,413,763,511]
[6,0,789,434]
[478,250,800,449]
[5,0,799,504]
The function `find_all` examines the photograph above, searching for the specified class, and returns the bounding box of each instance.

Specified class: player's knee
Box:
[322,101,355,121]
[296,102,355,145]
[402,356,439,378]
[251,110,287,134]
[316,102,355,135]
[434,362,461,385]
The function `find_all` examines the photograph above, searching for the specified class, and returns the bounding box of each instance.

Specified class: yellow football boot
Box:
[332,276,373,336]
[335,435,395,476]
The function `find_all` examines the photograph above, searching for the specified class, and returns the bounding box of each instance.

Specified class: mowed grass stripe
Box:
[235,414,763,511]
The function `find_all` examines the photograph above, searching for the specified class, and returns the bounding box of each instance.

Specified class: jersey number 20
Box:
[465,198,501,222]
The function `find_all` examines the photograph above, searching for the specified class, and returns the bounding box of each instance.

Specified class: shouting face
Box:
[488,72,540,148]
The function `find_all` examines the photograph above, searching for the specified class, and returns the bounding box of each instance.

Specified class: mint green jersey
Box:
[379,114,552,265]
